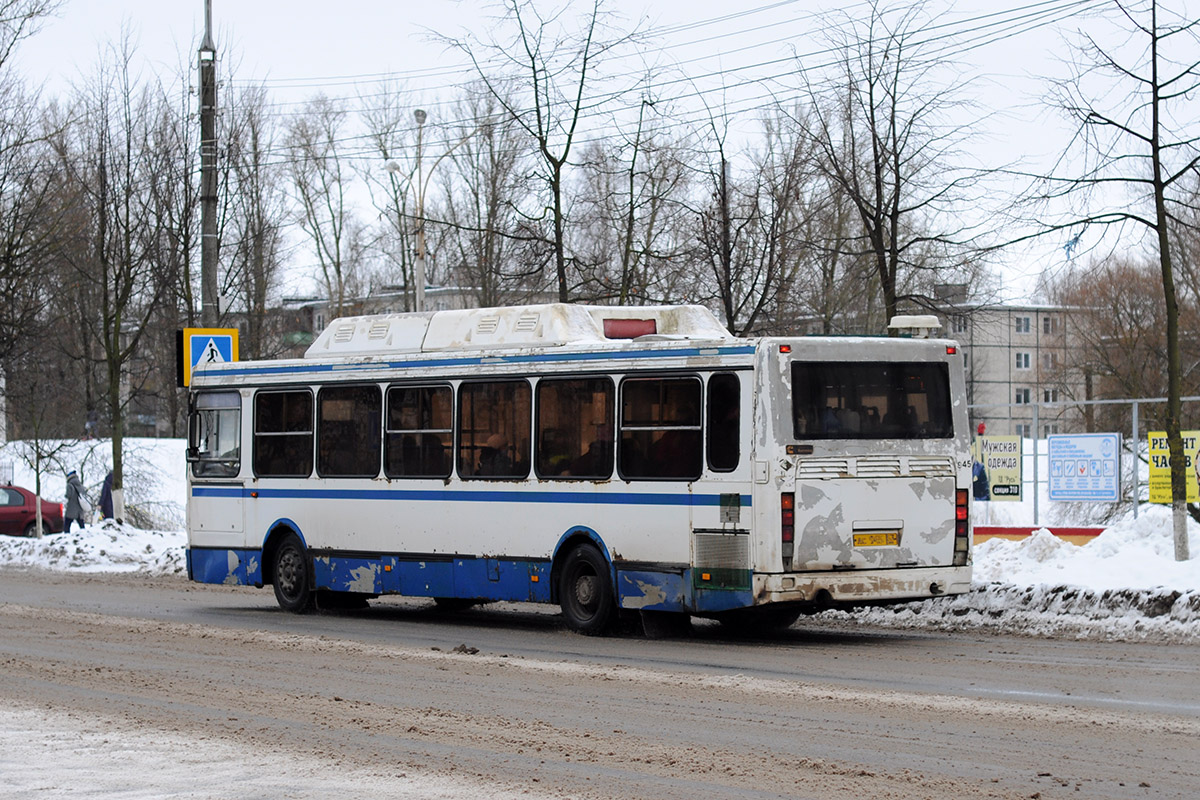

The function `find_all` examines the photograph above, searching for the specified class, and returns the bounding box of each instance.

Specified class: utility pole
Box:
[198,0,219,327]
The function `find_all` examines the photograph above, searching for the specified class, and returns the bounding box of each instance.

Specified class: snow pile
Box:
[2,437,1200,640]
[0,518,186,574]
[820,506,1200,641]
[974,506,1200,591]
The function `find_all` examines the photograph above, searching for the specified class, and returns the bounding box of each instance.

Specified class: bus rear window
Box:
[791,361,953,440]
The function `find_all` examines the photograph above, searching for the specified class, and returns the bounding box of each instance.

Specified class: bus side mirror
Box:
[185,413,200,462]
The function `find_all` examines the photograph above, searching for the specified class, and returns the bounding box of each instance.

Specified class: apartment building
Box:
[947,302,1085,437]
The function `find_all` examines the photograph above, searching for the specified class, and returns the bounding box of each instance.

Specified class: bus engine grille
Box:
[693,532,750,570]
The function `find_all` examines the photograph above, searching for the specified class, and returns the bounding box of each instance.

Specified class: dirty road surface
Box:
[0,569,1196,799]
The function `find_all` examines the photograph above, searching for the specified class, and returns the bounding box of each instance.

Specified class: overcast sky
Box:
[17,0,1180,300]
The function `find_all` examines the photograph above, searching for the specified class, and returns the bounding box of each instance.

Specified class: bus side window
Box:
[254,390,314,477]
[317,385,381,478]
[707,373,740,472]
[458,381,531,480]
[385,385,452,479]
[619,377,702,481]
[536,377,614,480]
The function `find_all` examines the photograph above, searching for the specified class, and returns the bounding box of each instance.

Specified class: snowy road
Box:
[1,570,1197,799]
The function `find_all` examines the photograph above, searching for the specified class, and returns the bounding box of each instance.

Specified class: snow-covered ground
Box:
[1,437,1198,641]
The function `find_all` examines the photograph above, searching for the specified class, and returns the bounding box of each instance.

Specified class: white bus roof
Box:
[304,303,735,359]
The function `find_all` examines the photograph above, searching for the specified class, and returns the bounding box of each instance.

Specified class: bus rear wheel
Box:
[272,533,314,613]
[558,544,614,635]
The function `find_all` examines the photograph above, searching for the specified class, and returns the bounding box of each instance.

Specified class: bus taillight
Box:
[954,488,969,566]
[781,492,795,567]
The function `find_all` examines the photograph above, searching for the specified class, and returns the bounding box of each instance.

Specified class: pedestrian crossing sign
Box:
[178,328,240,387]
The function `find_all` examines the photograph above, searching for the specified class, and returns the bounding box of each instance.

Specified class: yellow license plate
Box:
[853,532,900,547]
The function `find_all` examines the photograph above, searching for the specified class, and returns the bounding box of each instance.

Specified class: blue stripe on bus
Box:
[196,344,757,380]
[192,485,750,507]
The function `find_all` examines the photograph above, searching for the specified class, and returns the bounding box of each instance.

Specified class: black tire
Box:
[272,533,314,613]
[558,544,615,635]
[22,522,47,538]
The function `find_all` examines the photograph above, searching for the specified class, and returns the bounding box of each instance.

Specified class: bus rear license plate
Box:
[853,532,899,547]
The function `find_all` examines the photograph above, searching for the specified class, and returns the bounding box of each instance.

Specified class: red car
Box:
[0,484,64,537]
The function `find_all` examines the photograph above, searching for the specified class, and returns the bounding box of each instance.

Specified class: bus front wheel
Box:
[272,533,314,613]
[558,544,614,635]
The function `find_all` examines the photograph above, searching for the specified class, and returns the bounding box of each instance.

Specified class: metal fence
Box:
[969,395,1200,524]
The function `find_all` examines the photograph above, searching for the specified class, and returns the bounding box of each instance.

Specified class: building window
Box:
[1043,388,1059,403]
[1043,315,1058,335]
[535,377,614,479]
[1015,352,1031,370]
[1015,388,1031,404]
[619,376,702,480]
[1015,316,1031,334]
[458,381,531,479]
[952,316,968,334]
[385,385,452,479]
[254,390,314,477]
[317,385,382,477]
[1016,423,1032,438]
[1044,424,1060,436]
[1042,352,1058,371]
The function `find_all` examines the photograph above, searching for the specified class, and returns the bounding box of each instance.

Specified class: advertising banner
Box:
[1147,431,1199,504]
[972,435,1022,501]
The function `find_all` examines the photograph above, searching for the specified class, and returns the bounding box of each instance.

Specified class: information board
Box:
[1047,433,1121,502]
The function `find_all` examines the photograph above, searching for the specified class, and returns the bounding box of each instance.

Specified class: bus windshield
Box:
[791,361,953,440]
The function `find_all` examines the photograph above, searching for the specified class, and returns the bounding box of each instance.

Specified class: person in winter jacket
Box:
[99,471,114,520]
[64,469,88,533]
[972,460,990,501]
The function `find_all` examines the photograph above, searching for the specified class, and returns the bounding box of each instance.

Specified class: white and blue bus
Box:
[186,304,972,633]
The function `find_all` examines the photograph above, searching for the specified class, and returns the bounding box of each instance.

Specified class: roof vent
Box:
[477,316,500,334]
[888,315,941,339]
[514,312,540,333]
[367,320,390,340]
[333,323,356,344]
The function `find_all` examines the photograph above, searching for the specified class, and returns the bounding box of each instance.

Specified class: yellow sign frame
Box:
[179,327,239,387]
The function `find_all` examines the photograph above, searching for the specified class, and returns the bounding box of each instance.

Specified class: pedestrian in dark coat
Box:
[99,471,114,520]
[64,469,88,533]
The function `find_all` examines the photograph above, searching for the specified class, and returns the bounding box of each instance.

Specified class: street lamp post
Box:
[413,108,428,313]
[384,109,473,313]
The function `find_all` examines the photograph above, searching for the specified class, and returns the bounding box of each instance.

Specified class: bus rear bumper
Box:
[756,566,972,607]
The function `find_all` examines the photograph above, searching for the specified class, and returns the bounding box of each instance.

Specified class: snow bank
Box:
[0,518,186,574]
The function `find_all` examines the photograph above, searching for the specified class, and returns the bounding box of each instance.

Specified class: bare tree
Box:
[437,84,544,306]
[287,94,365,318]
[359,80,422,309]
[1031,0,1200,559]
[572,97,692,305]
[446,0,639,302]
[53,38,174,519]
[797,0,991,329]
[224,81,288,358]
[685,107,818,335]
